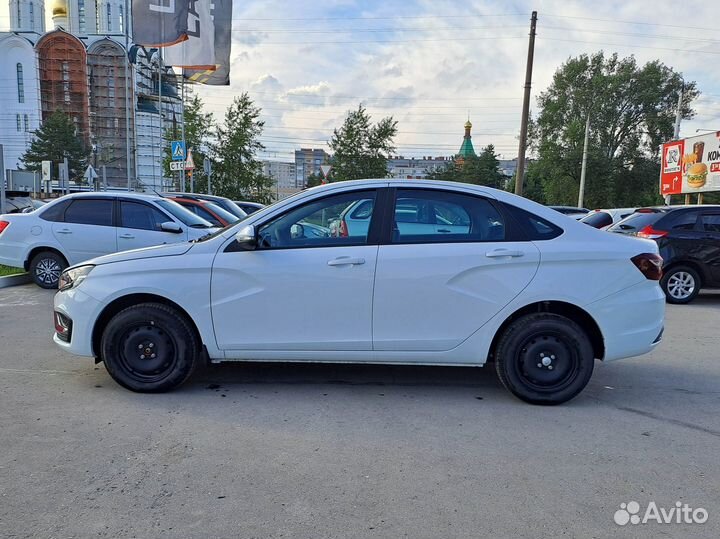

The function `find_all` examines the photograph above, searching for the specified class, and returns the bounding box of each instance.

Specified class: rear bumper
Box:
[0,241,27,269]
[587,280,665,361]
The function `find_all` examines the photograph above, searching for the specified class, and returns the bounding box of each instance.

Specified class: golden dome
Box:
[464,120,472,129]
[51,0,68,17]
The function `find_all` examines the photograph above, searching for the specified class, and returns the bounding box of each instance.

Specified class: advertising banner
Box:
[661,131,720,195]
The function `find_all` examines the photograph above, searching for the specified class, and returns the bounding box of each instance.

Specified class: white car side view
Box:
[53,180,665,404]
[0,192,217,288]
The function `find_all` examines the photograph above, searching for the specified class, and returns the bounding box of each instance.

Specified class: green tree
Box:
[328,105,398,181]
[163,94,214,192]
[211,93,274,203]
[431,145,508,189]
[528,52,698,208]
[20,111,89,184]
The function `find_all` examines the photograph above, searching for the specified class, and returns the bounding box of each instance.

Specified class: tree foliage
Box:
[328,105,398,181]
[211,93,274,203]
[163,94,214,192]
[527,52,698,208]
[431,145,508,188]
[21,111,89,184]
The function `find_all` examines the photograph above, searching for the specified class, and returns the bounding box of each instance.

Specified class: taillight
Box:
[0,221,9,234]
[631,253,663,281]
[339,219,348,237]
[637,225,668,239]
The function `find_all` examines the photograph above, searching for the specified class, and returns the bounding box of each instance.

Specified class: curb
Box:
[0,273,32,289]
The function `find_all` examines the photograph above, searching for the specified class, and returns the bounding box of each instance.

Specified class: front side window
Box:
[64,199,114,226]
[16,63,24,103]
[701,214,720,233]
[392,189,504,243]
[120,200,168,231]
[258,190,377,249]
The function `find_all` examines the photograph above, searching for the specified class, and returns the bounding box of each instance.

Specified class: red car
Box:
[168,197,240,227]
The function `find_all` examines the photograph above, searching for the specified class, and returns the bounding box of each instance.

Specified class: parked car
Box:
[53,180,664,405]
[234,201,264,214]
[22,199,49,213]
[1,191,34,214]
[608,205,720,304]
[163,193,248,220]
[0,192,217,288]
[580,208,638,230]
[548,205,589,220]
[169,197,240,227]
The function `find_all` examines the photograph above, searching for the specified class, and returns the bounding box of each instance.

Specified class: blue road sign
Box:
[171,141,186,161]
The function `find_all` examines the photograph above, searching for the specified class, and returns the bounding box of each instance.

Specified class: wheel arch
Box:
[91,293,204,360]
[24,246,68,271]
[489,301,605,361]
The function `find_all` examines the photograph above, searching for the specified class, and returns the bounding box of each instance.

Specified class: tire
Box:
[661,265,701,304]
[29,251,67,289]
[495,313,594,405]
[100,302,199,392]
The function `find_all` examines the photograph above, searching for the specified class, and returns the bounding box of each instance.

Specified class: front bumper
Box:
[53,287,103,357]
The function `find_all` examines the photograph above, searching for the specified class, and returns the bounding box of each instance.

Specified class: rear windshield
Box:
[608,211,663,233]
[581,211,613,228]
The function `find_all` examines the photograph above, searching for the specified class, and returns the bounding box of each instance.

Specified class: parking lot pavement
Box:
[1,285,719,538]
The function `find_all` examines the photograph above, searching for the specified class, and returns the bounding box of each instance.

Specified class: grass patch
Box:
[0,264,24,276]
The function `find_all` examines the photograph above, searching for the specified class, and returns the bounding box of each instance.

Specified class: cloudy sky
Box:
[4,0,720,163]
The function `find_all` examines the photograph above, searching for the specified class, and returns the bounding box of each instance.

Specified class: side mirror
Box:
[234,225,257,250]
[291,223,305,239]
[160,221,183,234]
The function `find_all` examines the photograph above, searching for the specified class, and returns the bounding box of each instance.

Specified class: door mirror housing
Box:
[234,225,257,250]
[160,221,183,234]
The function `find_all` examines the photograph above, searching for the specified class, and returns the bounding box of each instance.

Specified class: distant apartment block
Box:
[387,156,451,179]
[263,160,298,199]
[294,148,330,187]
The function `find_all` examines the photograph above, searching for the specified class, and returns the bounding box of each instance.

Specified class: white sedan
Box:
[0,192,217,288]
[53,180,665,404]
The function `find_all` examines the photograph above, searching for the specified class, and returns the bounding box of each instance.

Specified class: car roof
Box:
[60,191,164,201]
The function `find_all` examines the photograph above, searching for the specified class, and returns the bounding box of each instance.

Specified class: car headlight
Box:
[58,265,95,292]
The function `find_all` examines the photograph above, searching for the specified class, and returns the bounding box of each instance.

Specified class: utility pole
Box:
[673,85,684,206]
[578,112,591,208]
[514,10,537,197]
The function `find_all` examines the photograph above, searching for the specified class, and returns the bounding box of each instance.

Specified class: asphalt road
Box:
[1,284,719,539]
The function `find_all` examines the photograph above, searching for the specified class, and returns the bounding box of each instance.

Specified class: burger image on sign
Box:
[687,162,708,188]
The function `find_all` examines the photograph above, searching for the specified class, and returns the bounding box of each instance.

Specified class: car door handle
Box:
[119,234,135,239]
[56,229,72,234]
[486,249,524,258]
[327,257,366,266]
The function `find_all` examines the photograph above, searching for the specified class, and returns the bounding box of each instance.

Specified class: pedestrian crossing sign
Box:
[171,141,186,161]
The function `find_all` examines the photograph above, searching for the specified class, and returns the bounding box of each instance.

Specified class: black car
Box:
[608,205,720,304]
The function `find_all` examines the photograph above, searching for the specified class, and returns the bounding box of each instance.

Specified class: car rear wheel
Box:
[661,266,700,304]
[495,313,594,405]
[100,303,199,392]
[29,251,67,289]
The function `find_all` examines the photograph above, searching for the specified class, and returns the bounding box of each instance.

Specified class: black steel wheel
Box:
[495,313,594,405]
[100,303,199,392]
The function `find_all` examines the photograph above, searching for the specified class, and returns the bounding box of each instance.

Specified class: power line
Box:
[538,36,720,56]
[543,14,719,32]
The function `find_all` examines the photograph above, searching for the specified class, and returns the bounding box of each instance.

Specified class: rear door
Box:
[699,212,720,285]
[51,198,116,264]
[372,188,540,354]
[117,199,188,251]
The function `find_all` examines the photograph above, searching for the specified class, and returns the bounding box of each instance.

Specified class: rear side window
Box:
[120,201,168,231]
[701,214,720,233]
[581,211,613,228]
[665,211,700,231]
[39,199,71,222]
[501,203,563,240]
[63,199,113,226]
[608,212,663,233]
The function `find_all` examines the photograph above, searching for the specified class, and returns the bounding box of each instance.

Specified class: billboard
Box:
[661,131,720,195]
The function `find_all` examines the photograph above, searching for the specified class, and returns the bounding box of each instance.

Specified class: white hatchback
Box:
[53,180,665,404]
[0,192,217,288]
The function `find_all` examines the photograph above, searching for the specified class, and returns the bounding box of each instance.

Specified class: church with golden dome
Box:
[454,118,477,167]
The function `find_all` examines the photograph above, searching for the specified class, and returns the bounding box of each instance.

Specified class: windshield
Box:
[203,201,241,224]
[608,211,663,233]
[580,211,613,228]
[156,199,215,228]
[216,199,248,220]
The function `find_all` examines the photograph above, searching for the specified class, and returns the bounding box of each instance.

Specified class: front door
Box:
[373,188,540,355]
[699,212,720,284]
[116,199,188,251]
[51,198,116,265]
[211,189,380,352]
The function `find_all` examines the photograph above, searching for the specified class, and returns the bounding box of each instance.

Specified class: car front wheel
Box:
[661,266,700,304]
[100,303,199,392]
[495,313,594,405]
[29,251,67,289]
